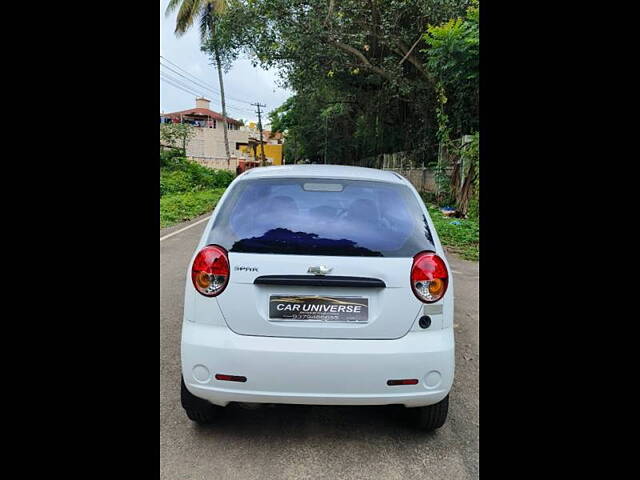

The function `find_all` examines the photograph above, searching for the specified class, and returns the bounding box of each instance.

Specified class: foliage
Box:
[160,169,193,196]
[268,98,294,136]
[159,148,233,228]
[423,1,479,137]
[432,80,455,205]
[460,131,479,219]
[160,154,234,197]
[221,0,473,165]
[424,201,478,261]
[431,132,479,215]
[422,2,479,213]
[160,148,184,168]
[199,1,244,73]
[182,160,235,189]
[160,189,226,228]
[434,162,455,206]
[160,123,196,153]
[166,0,228,40]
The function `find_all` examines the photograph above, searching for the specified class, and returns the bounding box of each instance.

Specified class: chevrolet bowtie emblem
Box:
[308,265,332,276]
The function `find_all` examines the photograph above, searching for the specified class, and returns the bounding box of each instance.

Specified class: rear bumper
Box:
[181,322,455,408]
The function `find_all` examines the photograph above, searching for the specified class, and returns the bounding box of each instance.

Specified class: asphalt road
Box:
[160,214,479,480]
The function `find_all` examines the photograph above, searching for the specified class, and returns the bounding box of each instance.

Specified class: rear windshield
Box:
[207,178,434,257]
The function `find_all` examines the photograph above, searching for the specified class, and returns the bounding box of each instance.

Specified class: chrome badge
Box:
[308,265,333,276]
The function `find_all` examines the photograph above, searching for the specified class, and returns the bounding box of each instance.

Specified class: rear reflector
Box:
[215,374,247,382]
[387,379,419,386]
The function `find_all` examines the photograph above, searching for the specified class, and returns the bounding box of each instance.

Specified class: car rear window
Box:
[207,178,434,257]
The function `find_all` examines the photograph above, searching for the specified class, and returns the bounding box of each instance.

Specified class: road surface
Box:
[160,214,479,480]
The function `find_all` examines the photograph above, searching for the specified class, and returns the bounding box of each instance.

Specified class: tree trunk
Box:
[456,162,476,216]
[214,46,231,165]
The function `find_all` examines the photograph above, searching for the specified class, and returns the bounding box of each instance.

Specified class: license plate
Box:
[269,295,368,322]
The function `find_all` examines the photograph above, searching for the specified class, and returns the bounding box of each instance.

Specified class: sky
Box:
[160,0,292,126]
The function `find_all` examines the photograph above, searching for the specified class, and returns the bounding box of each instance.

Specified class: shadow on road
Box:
[191,403,440,440]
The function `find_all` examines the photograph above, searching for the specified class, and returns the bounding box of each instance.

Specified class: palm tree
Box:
[165,0,232,164]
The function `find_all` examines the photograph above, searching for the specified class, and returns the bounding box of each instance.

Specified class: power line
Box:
[160,74,202,98]
[160,55,255,106]
[160,75,256,120]
[160,72,206,97]
[160,71,256,115]
[160,56,218,93]
[160,65,220,100]
[160,65,257,113]
[160,59,251,109]
[160,62,212,95]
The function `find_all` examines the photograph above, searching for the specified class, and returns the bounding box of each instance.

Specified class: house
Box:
[160,97,252,171]
[236,127,285,166]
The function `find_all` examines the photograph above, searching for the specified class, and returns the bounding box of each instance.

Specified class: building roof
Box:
[161,107,242,125]
[263,130,283,141]
[240,164,405,184]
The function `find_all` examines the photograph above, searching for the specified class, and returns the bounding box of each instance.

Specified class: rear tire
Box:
[181,377,222,424]
[412,395,449,431]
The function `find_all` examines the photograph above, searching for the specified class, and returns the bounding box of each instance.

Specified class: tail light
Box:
[191,245,230,297]
[410,251,448,303]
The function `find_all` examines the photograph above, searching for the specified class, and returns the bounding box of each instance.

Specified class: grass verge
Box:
[160,189,226,228]
[425,203,479,261]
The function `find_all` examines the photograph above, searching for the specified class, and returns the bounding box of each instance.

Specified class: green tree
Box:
[165,0,234,163]
[224,0,472,165]
[422,2,479,213]
[423,1,479,137]
[160,122,196,154]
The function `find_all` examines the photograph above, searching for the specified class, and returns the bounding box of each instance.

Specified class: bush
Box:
[160,154,235,197]
[160,170,194,196]
[159,151,235,228]
[160,148,186,168]
[160,189,226,228]
[211,169,234,188]
[182,161,216,187]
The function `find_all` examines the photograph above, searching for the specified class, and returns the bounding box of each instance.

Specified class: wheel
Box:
[181,377,222,424]
[411,395,449,431]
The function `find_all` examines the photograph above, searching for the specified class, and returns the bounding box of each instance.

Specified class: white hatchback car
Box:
[181,165,455,430]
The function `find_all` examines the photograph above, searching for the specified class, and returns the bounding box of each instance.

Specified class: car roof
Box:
[241,164,405,184]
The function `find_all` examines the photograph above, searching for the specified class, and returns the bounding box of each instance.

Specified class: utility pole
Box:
[252,102,267,166]
[216,48,231,167]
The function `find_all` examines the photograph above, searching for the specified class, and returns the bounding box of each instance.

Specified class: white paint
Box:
[182,323,453,407]
[160,216,211,242]
[181,165,455,410]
